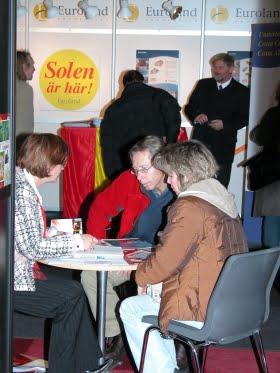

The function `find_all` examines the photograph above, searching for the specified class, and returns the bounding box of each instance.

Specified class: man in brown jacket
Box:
[120,140,248,373]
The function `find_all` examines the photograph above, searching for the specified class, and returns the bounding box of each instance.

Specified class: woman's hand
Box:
[81,234,98,251]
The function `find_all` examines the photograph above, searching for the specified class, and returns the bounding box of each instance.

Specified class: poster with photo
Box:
[0,114,11,189]
[136,50,179,98]
[228,51,252,88]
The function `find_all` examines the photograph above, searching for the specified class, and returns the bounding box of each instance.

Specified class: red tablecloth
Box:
[60,127,98,220]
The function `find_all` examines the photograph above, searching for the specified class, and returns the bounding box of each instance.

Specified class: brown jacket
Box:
[136,179,248,332]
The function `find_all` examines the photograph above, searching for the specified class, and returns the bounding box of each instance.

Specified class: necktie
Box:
[219,85,223,90]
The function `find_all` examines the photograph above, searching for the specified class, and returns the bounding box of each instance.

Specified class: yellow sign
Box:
[39,49,99,111]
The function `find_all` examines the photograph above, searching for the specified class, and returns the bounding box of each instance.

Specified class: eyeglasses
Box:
[130,165,153,176]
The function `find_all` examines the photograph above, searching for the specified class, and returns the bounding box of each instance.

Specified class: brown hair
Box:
[17,50,33,81]
[153,140,218,191]
[209,53,234,68]
[17,133,70,178]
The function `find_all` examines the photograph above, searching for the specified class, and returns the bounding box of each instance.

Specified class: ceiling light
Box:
[162,0,182,20]
[78,0,98,19]
[17,0,27,17]
[117,0,133,20]
[43,0,60,19]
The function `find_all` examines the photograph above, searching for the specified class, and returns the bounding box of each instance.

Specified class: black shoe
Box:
[83,358,113,373]
[175,341,189,370]
[108,355,124,371]
[104,333,126,361]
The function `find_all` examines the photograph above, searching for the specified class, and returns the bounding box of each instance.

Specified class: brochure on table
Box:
[103,238,152,250]
[45,238,154,265]
[73,238,153,260]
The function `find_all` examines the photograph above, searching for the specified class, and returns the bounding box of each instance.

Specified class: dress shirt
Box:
[216,78,232,90]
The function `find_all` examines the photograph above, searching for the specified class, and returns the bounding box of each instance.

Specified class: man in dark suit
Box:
[101,70,181,180]
[184,53,250,188]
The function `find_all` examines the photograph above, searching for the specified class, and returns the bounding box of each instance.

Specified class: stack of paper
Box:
[44,239,153,265]
[103,238,153,251]
[73,245,123,260]
[61,119,94,128]
[102,238,153,264]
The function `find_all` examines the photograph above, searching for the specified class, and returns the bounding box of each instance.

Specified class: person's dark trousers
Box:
[216,162,232,189]
[14,276,102,373]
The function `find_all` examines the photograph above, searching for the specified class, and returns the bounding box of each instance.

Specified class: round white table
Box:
[39,259,138,362]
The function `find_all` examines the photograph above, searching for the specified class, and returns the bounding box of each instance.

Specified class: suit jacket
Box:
[184,78,250,164]
[100,82,181,179]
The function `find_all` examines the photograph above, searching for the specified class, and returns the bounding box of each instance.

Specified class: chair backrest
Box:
[202,247,280,344]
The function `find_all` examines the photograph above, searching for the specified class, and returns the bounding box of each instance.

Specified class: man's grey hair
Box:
[129,135,165,161]
[209,53,234,68]
[153,140,219,191]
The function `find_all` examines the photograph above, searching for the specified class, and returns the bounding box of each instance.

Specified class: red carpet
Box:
[13,338,280,372]
[204,347,280,373]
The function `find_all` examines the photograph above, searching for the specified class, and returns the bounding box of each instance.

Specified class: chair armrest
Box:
[142,315,159,326]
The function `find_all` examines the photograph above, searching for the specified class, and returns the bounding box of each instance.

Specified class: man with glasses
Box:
[81,136,175,363]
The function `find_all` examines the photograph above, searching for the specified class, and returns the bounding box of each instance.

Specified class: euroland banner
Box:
[247,22,280,160]
[25,0,280,32]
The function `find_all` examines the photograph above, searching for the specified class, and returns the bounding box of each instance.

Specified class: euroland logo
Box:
[33,3,48,21]
[210,5,229,24]
[33,2,140,22]
[126,4,140,23]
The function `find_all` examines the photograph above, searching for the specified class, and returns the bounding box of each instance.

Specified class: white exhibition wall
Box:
[16,0,280,212]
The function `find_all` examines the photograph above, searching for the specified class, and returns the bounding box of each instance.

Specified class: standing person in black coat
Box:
[184,53,250,188]
[250,81,280,248]
[100,70,181,180]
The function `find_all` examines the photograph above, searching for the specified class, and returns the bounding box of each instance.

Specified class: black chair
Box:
[139,247,280,373]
